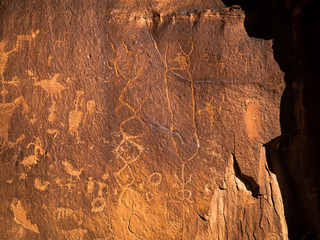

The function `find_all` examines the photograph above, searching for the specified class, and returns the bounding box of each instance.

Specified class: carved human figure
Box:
[0,96,28,154]
[0,41,17,83]
[68,91,84,143]
[83,99,105,130]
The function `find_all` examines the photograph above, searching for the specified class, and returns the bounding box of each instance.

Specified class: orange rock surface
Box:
[0,0,299,239]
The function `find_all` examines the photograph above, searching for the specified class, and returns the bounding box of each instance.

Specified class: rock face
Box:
[0,1,289,239]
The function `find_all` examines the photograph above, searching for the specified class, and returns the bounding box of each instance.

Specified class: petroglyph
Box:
[55,178,75,191]
[1,78,20,102]
[83,99,106,130]
[245,101,261,139]
[55,160,85,192]
[16,29,44,49]
[174,173,194,203]
[201,53,226,75]
[146,34,201,239]
[122,39,133,55]
[174,52,189,69]
[115,139,143,163]
[110,38,149,206]
[98,136,109,144]
[46,129,58,140]
[34,178,49,191]
[21,152,38,167]
[85,176,108,213]
[62,161,83,180]
[91,196,106,213]
[0,40,17,82]
[29,113,37,125]
[6,179,13,184]
[48,56,53,66]
[146,191,153,201]
[21,137,45,168]
[60,228,87,240]
[108,33,145,82]
[86,177,94,194]
[11,198,40,233]
[56,208,74,221]
[68,90,84,143]
[0,96,28,154]
[115,165,135,187]
[7,76,20,86]
[34,73,68,101]
[97,181,107,196]
[19,172,27,180]
[48,100,57,123]
[0,96,28,140]
[27,137,44,155]
[27,69,37,79]
[148,172,162,186]
[198,97,215,127]
[155,38,199,208]
[107,32,116,52]
[102,172,109,180]
[0,86,8,103]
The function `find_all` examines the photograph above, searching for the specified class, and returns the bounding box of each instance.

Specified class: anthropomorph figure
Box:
[0,41,17,82]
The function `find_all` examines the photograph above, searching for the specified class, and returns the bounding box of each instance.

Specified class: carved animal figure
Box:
[34,73,68,100]
[62,161,83,180]
[16,29,44,49]
[20,137,45,168]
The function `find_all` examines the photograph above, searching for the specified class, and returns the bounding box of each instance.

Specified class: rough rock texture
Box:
[221,0,320,239]
[0,0,290,239]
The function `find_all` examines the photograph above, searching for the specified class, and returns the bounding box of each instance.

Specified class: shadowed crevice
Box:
[264,133,306,239]
[231,153,261,198]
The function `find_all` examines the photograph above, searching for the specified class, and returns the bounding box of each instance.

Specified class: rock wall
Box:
[220,0,320,238]
[0,0,290,239]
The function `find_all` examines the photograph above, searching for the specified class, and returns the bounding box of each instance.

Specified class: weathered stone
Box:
[0,0,292,239]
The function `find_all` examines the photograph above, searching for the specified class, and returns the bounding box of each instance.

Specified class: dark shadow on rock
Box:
[264,134,306,239]
[231,153,261,198]
[222,0,320,239]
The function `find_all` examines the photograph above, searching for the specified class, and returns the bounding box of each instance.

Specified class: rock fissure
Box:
[231,153,262,198]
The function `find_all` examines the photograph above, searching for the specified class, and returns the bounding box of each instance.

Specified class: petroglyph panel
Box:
[0,2,287,239]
